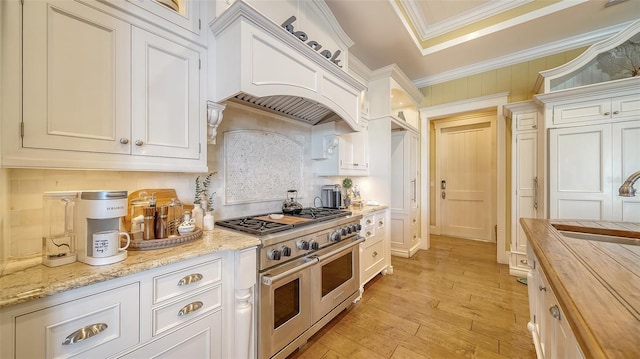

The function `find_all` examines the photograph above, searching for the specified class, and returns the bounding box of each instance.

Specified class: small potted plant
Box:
[342,177,353,208]
[194,172,217,231]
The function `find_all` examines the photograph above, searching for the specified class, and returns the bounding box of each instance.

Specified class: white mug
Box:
[92,230,130,258]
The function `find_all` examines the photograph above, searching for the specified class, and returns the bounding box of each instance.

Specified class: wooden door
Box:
[22,0,131,154]
[131,27,201,159]
[549,124,612,220]
[436,120,493,241]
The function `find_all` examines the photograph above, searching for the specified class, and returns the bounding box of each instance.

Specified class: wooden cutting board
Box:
[254,215,311,225]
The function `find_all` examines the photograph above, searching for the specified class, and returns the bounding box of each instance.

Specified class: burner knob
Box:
[297,240,309,250]
[281,246,292,257]
[310,241,319,250]
[341,228,348,236]
[352,224,359,232]
[346,226,353,234]
[330,231,341,242]
[355,223,362,231]
[268,249,281,260]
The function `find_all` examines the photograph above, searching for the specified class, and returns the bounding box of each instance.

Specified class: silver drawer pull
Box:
[366,231,372,237]
[178,301,204,316]
[539,285,547,292]
[366,219,372,225]
[519,259,528,265]
[62,323,108,345]
[549,305,561,320]
[378,221,383,226]
[372,251,378,257]
[178,273,203,286]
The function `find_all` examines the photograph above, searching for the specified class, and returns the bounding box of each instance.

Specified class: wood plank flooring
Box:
[287,235,536,359]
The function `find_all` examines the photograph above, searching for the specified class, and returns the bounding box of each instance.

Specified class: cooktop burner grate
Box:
[215,208,351,236]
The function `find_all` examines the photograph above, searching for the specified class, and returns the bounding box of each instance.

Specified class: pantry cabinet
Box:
[390,130,420,258]
[505,101,542,276]
[3,0,207,172]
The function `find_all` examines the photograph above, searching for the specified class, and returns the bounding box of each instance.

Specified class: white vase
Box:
[191,203,204,229]
[203,211,214,231]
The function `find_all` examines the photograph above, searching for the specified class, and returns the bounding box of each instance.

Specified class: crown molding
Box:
[401,0,530,41]
[412,21,632,88]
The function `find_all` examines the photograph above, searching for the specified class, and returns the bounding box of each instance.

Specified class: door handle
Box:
[441,180,446,190]
[441,191,446,199]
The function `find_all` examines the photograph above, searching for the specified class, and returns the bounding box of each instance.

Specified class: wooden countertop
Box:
[520,219,640,359]
[0,228,261,308]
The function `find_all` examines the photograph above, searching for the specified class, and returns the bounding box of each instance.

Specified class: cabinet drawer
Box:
[376,215,385,230]
[121,311,222,359]
[154,259,222,304]
[153,285,222,336]
[553,100,610,125]
[362,214,375,228]
[515,112,538,131]
[15,283,140,358]
[362,238,384,271]
[511,252,530,272]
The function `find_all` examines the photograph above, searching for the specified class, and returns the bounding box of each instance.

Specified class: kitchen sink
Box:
[556,229,640,246]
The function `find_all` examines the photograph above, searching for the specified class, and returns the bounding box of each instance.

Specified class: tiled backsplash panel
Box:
[224,130,303,204]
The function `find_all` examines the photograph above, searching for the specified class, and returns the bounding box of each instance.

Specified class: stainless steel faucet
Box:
[619,170,640,197]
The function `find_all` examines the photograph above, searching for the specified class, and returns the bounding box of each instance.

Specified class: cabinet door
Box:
[549,124,612,220]
[514,132,538,253]
[131,27,201,159]
[22,0,131,154]
[611,94,640,120]
[612,121,640,221]
[339,131,368,172]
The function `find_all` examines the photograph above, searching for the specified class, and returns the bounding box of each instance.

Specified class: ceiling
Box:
[324,0,640,87]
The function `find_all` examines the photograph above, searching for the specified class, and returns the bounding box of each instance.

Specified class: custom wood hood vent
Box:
[210,0,365,130]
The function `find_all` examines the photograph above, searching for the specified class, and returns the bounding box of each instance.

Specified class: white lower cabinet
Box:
[14,283,140,358]
[359,208,391,287]
[120,312,222,359]
[528,249,585,359]
[0,250,257,359]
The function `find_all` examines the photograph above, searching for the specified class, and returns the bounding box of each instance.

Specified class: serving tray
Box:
[127,228,203,251]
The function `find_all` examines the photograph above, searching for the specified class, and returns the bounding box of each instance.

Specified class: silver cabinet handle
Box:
[119,138,129,144]
[366,219,372,225]
[178,273,203,286]
[549,305,561,320]
[613,110,619,115]
[533,176,539,211]
[135,140,144,146]
[412,179,417,201]
[372,251,378,257]
[539,285,547,292]
[520,259,528,265]
[62,323,108,345]
[603,112,610,116]
[378,220,384,226]
[366,231,372,237]
[178,301,203,316]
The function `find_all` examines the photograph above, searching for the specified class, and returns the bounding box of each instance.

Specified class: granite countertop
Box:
[348,204,388,216]
[0,228,260,308]
[520,219,640,359]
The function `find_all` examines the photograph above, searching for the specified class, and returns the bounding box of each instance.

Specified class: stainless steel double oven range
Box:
[216,208,363,359]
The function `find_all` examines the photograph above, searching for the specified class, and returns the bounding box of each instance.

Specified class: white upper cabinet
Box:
[131,27,201,160]
[5,0,207,171]
[22,0,132,155]
[312,121,369,176]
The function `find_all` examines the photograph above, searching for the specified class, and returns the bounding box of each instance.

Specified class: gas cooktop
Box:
[215,208,351,236]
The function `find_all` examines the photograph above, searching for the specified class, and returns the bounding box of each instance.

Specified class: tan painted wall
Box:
[419,48,587,107]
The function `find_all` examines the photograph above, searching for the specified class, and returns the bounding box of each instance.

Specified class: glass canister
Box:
[42,191,78,267]
[167,198,183,237]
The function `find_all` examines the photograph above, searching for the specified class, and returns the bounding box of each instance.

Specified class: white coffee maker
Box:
[76,190,129,266]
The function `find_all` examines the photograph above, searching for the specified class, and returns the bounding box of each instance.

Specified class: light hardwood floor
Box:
[288,235,536,359]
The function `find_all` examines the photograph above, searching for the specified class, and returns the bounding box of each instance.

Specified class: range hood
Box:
[210,0,366,130]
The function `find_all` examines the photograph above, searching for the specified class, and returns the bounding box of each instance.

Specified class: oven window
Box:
[273,278,300,329]
[321,252,353,297]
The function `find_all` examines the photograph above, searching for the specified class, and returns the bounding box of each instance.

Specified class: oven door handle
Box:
[261,258,318,286]
[315,236,365,262]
